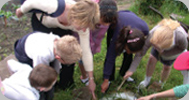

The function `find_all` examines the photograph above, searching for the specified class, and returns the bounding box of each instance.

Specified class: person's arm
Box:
[173,84,189,98]
[137,84,189,100]
[77,28,96,99]
[103,25,121,80]
[17,0,66,18]
[78,28,94,73]
[124,34,152,77]
[20,0,58,14]
[6,59,31,73]
[137,88,175,100]
[123,27,154,79]
[101,25,119,93]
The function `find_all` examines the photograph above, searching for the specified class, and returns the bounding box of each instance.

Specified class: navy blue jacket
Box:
[103,10,149,79]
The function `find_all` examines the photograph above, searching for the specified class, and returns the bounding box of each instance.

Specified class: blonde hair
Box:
[150,19,181,49]
[55,35,82,64]
[68,0,100,30]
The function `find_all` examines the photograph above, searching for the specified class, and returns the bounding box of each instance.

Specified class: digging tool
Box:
[117,78,126,91]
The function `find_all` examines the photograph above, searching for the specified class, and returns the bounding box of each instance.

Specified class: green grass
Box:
[54,1,189,100]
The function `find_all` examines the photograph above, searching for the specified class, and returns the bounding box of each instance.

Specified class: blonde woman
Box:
[139,19,188,89]
[16,0,100,99]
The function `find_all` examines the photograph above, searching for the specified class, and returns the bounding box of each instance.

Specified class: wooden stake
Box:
[117,78,126,91]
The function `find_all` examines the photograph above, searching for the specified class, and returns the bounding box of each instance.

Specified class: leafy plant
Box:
[12,3,21,10]
[0,10,13,18]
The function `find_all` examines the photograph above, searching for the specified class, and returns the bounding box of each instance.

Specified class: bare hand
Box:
[16,8,23,18]
[101,79,109,93]
[124,71,133,79]
[88,79,96,100]
[137,95,153,100]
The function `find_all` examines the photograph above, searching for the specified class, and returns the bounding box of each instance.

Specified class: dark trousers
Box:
[108,52,133,81]
[106,26,133,80]
[31,13,75,100]
[119,53,133,77]
[59,64,75,90]
[39,87,55,100]
[14,32,34,67]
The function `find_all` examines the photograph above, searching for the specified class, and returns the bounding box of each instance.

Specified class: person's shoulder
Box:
[174,26,188,40]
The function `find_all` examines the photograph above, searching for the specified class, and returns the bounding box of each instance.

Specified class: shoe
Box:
[148,81,163,92]
[139,80,150,88]
[80,77,89,86]
[126,77,135,82]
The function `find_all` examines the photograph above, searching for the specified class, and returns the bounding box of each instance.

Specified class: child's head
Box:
[116,26,145,55]
[29,64,58,92]
[150,19,180,51]
[98,0,118,26]
[68,0,100,30]
[54,35,82,64]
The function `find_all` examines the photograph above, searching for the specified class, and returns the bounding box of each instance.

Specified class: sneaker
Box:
[80,77,89,86]
[126,77,134,82]
[139,80,150,88]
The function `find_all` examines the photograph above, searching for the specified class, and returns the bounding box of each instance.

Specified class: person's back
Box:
[2,60,39,100]
[14,31,60,68]
[1,59,58,100]
[116,10,149,36]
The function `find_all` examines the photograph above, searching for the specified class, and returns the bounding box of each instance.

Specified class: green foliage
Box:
[0,3,20,18]
[136,0,165,15]
[0,10,13,18]
[11,3,21,10]
[172,0,188,13]
[135,0,188,17]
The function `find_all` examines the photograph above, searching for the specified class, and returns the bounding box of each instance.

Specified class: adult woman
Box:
[101,10,149,93]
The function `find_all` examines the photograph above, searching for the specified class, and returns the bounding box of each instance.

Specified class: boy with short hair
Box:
[0,59,58,100]
[14,32,82,70]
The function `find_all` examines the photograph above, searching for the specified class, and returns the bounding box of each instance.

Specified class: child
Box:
[137,51,189,100]
[14,32,82,69]
[14,32,82,100]
[101,10,149,93]
[0,59,58,100]
[139,18,188,89]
